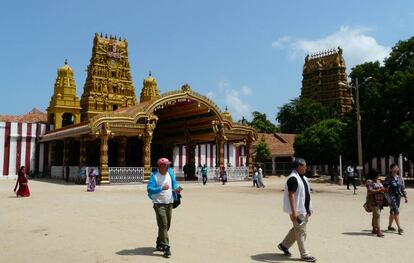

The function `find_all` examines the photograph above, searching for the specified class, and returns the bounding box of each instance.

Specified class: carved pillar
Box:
[100,133,109,184]
[143,135,153,180]
[217,139,225,169]
[143,116,157,180]
[117,137,127,167]
[79,136,87,167]
[63,139,70,166]
[187,143,196,180]
[50,141,57,166]
[98,123,111,184]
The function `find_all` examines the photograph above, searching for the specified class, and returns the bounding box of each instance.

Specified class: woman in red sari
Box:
[14,166,30,197]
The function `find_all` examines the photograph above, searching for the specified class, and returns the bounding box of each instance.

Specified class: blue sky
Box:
[1,1,413,123]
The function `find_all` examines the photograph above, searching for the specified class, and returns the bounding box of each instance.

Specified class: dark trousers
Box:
[202,176,207,185]
[153,203,173,247]
[347,177,356,189]
[253,179,258,187]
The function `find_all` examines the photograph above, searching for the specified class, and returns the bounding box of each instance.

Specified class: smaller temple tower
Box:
[140,72,160,102]
[47,60,81,129]
[301,47,352,115]
[80,33,137,121]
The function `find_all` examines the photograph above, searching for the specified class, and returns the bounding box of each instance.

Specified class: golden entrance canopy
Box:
[40,84,257,183]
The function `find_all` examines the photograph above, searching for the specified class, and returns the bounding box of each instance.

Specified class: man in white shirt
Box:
[147,158,181,258]
[278,158,316,262]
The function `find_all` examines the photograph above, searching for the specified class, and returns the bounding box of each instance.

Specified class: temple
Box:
[40,33,257,183]
[301,47,352,115]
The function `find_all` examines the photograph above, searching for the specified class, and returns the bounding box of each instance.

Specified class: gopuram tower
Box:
[301,47,352,115]
[80,33,137,121]
[47,60,81,129]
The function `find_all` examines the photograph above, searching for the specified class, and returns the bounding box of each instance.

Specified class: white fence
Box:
[108,167,144,184]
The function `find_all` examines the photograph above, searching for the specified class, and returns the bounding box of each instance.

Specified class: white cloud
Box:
[272,26,391,70]
[240,85,252,96]
[207,81,253,121]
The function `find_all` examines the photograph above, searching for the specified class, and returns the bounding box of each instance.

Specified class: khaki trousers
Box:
[154,203,173,247]
[281,214,310,258]
[371,206,381,228]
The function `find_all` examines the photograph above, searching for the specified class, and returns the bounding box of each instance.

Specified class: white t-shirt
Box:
[152,171,173,204]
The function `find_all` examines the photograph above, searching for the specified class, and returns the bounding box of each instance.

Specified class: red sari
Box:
[15,171,30,197]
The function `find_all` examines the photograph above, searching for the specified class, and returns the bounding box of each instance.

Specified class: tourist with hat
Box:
[147,157,182,258]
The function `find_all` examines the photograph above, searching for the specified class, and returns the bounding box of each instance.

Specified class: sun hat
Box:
[157,157,171,166]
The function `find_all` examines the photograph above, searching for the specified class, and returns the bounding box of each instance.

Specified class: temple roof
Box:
[252,133,296,157]
[0,108,47,123]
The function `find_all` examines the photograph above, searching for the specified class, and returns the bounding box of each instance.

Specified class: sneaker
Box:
[156,244,165,252]
[398,228,404,235]
[278,243,291,256]
[163,247,171,258]
[301,256,317,262]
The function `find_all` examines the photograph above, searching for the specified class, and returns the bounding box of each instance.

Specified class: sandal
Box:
[301,256,317,262]
[388,226,396,231]
[398,228,404,235]
[377,232,384,237]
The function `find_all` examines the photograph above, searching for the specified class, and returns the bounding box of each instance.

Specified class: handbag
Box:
[363,195,372,212]
[173,193,182,209]
[382,193,390,207]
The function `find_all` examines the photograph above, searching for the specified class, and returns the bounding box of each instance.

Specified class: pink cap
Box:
[157,157,171,166]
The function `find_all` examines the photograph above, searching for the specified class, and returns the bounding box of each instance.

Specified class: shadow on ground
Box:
[116,247,163,257]
[251,253,302,262]
[342,230,375,236]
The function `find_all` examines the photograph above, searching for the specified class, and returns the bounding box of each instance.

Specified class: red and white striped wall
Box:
[172,143,247,168]
[0,122,51,178]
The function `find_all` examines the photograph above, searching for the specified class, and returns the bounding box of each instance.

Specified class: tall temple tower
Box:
[140,72,160,103]
[47,60,81,129]
[80,33,137,121]
[301,47,352,114]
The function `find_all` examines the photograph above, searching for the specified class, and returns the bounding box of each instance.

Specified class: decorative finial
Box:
[105,33,107,38]
[149,71,152,76]
[225,106,228,112]
[100,32,103,37]
[64,58,68,65]
[118,36,121,41]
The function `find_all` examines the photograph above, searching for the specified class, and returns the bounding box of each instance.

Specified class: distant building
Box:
[252,133,296,175]
[301,47,352,115]
[0,109,51,178]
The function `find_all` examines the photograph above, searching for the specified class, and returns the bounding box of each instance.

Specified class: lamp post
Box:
[339,77,372,183]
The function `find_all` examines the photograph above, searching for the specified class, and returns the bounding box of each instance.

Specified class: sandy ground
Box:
[1,176,413,263]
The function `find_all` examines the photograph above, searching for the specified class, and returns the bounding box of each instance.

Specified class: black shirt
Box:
[287,175,311,214]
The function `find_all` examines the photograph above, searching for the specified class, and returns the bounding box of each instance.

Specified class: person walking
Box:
[201,164,208,185]
[14,166,30,197]
[219,166,227,185]
[366,169,386,237]
[257,166,265,188]
[346,165,357,190]
[87,168,98,192]
[252,167,259,188]
[384,163,408,235]
[278,158,316,262]
[147,158,181,258]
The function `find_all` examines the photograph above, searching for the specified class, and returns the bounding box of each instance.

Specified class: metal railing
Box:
[108,167,144,184]
[196,166,248,181]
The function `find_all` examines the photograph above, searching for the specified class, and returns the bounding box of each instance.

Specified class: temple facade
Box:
[301,47,352,115]
[40,33,257,183]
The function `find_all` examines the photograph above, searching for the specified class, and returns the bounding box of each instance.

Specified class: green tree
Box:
[276,97,332,134]
[348,36,414,161]
[294,119,346,165]
[255,136,272,162]
[248,111,278,133]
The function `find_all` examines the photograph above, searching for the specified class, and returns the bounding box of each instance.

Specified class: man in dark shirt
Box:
[278,158,316,262]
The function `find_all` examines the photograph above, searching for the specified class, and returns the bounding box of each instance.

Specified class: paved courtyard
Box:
[1,176,412,263]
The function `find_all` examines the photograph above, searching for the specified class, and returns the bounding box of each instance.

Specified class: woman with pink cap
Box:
[147,157,182,258]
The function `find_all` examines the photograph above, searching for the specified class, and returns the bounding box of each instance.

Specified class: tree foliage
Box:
[249,111,278,133]
[347,36,414,161]
[255,136,272,162]
[294,119,346,165]
[276,97,332,134]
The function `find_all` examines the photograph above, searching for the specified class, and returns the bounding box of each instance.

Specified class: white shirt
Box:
[152,171,173,204]
[283,170,312,215]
